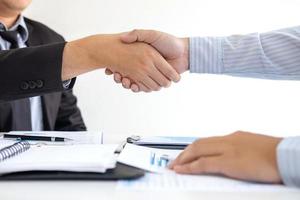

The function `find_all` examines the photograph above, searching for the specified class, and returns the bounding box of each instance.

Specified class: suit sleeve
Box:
[0,42,75,101]
[54,89,87,131]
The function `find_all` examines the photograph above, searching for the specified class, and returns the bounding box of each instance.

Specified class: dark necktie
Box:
[0,30,20,49]
[0,29,32,130]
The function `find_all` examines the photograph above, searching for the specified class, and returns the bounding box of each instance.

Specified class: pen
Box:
[3,134,72,142]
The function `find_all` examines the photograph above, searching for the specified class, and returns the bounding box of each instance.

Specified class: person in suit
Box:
[0,0,86,131]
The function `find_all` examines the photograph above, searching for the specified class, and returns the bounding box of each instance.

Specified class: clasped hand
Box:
[105,30,189,92]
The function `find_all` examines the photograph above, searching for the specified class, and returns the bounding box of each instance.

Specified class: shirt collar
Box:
[0,15,29,43]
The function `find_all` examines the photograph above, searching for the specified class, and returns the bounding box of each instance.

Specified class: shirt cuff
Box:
[62,79,72,89]
[62,77,76,90]
[277,137,300,187]
[189,37,223,74]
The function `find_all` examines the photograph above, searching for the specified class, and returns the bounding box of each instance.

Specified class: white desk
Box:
[1,133,300,200]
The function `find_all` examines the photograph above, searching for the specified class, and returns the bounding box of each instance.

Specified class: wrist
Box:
[62,34,119,80]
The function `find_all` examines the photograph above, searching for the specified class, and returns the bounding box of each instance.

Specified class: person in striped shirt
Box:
[106,28,300,187]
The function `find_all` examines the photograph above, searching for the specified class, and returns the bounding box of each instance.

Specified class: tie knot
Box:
[0,30,20,49]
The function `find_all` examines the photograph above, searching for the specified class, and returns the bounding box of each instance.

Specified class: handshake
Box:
[104,30,189,92]
[63,30,189,92]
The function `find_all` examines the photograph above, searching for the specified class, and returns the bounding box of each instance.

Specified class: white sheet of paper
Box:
[117,143,182,173]
[7,131,103,144]
[117,172,298,192]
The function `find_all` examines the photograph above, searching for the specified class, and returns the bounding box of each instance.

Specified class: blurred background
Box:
[24,0,300,137]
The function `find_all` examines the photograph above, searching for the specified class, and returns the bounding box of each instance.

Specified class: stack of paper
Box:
[0,140,117,174]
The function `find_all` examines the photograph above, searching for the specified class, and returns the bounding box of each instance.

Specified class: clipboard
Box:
[127,135,198,150]
[0,162,145,180]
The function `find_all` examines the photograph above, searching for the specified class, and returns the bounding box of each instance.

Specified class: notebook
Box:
[0,140,117,175]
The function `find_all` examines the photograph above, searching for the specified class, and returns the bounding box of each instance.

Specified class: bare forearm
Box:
[61,34,115,81]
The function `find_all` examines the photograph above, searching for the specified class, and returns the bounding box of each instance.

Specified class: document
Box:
[117,143,182,173]
[117,172,298,192]
[117,144,298,192]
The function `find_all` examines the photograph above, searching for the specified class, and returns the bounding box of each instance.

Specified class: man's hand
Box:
[63,34,180,91]
[169,131,283,183]
[105,30,189,92]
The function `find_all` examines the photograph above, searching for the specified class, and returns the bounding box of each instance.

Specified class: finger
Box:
[130,83,140,92]
[153,56,180,83]
[173,156,223,175]
[148,65,171,88]
[105,68,113,75]
[137,81,150,93]
[114,73,122,83]
[142,76,161,91]
[120,29,159,44]
[169,140,225,168]
[122,78,131,89]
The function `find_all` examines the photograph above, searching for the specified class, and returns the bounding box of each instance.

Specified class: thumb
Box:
[120,29,160,44]
[120,31,137,43]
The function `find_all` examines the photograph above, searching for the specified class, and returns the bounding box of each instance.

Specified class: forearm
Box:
[189,26,300,80]
[277,137,300,187]
[0,34,114,101]
[62,34,117,81]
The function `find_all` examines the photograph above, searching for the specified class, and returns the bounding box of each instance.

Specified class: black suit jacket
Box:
[0,21,69,101]
[0,18,86,131]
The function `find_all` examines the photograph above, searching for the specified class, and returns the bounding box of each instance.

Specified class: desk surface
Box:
[1,133,300,200]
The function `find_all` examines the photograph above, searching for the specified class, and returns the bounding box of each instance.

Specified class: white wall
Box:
[24,0,300,137]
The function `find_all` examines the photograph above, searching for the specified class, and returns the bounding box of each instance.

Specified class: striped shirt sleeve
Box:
[277,137,300,187]
[189,26,300,80]
[189,26,300,187]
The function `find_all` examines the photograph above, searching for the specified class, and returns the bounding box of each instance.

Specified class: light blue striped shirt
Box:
[189,26,300,188]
